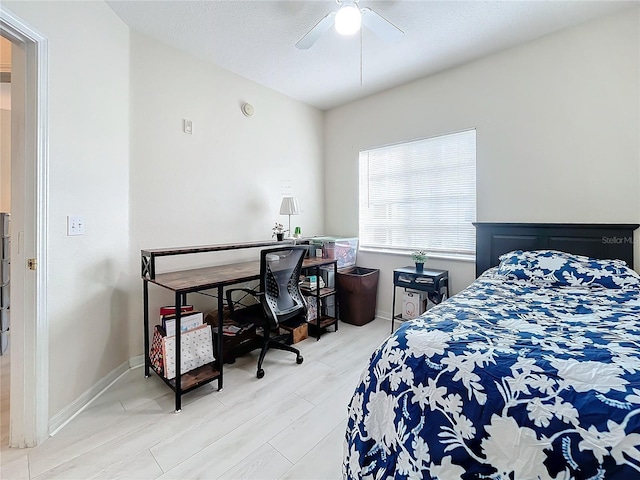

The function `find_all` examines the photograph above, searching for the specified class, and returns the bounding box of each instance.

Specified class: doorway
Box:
[0,7,49,448]
[0,34,12,448]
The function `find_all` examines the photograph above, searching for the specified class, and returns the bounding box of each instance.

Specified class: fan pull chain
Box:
[360,26,363,86]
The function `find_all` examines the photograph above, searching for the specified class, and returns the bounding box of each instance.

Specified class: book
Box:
[223,324,242,335]
[222,322,255,336]
[159,305,194,317]
[300,275,325,290]
[162,311,203,337]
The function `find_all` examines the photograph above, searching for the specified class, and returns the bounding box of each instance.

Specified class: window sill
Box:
[358,247,476,263]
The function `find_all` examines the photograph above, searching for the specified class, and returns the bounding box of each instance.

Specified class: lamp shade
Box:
[279,197,300,216]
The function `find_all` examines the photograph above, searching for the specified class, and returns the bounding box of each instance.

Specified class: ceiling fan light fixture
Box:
[335,4,362,36]
[295,0,402,50]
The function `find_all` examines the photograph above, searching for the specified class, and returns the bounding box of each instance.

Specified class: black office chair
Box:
[225,246,308,378]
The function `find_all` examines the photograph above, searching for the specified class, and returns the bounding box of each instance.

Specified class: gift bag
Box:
[149,325,165,376]
[306,296,318,322]
[162,324,215,380]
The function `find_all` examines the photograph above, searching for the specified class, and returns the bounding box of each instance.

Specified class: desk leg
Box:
[391,285,397,334]
[217,286,224,391]
[174,293,182,413]
[143,280,150,377]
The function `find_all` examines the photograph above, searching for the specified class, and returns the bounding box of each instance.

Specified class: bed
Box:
[343,223,640,479]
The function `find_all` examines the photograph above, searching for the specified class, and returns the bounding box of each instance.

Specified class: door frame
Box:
[0,7,49,447]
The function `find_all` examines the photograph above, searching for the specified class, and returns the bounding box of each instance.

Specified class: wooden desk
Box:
[141,241,337,412]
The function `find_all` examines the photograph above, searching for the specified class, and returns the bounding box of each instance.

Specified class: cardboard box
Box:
[402,290,427,319]
[280,321,308,344]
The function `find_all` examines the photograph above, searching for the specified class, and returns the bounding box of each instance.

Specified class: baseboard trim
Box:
[48,359,131,436]
[129,354,144,369]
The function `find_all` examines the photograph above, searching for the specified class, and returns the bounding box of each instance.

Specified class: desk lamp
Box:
[279,196,300,237]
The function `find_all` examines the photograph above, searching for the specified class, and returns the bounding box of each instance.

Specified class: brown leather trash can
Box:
[337,267,379,326]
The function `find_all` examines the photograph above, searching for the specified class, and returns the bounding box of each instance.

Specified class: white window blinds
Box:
[359,129,476,256]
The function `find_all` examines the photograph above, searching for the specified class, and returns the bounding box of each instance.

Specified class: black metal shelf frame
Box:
[301,260,339,340]
[143,281,225,413]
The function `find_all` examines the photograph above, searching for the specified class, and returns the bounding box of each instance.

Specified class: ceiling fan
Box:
[295,0,404,50]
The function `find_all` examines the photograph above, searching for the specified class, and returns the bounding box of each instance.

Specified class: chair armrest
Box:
[225,288,264,315]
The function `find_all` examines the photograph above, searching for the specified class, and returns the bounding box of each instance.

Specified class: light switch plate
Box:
[67,215,85,236]
[183,119,193,134]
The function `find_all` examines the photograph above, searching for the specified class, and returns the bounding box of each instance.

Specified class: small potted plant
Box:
[411,250,428,272]
[272,222,286,241]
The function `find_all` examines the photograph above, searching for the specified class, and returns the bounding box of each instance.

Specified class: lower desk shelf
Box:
[151,362,221,393]
[307,315,338,338]
[214,330,262,364]
[314,315,337,329]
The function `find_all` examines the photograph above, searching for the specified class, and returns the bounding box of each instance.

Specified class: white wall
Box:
[325,8,640,319]
[128,32,325,357]
[4,1,131,418]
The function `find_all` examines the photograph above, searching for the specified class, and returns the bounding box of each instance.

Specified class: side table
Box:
[391,266,449,332]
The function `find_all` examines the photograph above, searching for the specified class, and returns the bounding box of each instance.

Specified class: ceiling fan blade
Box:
[361,8,404,42]
[295,12,336,50]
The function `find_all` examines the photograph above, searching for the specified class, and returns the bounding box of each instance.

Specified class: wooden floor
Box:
[0,319,391,480]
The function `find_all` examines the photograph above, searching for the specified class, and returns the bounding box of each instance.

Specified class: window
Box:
[359,129,476,257]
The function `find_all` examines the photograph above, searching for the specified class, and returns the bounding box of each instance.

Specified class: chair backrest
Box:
[259,246,308,327]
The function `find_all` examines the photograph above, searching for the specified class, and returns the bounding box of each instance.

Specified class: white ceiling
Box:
[106,0,635,110]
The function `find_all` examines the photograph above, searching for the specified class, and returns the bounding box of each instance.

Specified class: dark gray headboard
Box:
[474,223,639,277]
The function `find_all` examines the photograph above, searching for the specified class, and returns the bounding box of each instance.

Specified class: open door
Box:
[0,7,49,448]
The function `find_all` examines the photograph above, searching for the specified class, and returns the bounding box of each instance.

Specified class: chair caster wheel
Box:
[257,369,265,379]
[296,355,304,364]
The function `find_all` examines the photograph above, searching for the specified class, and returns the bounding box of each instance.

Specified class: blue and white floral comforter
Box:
[344,252,640,480]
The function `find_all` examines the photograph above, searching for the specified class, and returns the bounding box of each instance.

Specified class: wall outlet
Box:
[67,215,85,236]
[183,119,193,134]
